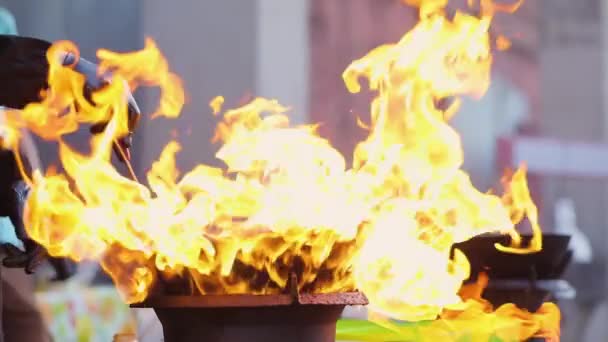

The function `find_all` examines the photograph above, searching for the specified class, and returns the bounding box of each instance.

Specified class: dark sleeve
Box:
[0,149,19,217]
[0,35,49,110]
[0,149,30,240]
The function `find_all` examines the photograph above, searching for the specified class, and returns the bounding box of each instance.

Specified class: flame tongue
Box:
[1,0,554,339]
[344,0,539,320]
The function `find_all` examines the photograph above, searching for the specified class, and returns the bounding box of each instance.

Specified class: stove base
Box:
[154,305,344,342]
[133,292,368,342]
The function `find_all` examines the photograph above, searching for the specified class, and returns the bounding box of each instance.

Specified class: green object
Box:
[0,7,17,35]
[336,319,406,341]
[335,319,513,342]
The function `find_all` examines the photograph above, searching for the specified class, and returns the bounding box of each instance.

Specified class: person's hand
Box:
[2,242,76,279]
[0,180,47,273]
[2,240,46,274]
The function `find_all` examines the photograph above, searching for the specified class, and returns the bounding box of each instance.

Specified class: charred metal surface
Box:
[131,291,368,309]
[453,233,572,281]
[298,291,368,306]
[131,294,294,309]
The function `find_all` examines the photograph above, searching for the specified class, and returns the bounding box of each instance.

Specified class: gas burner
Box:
[453,233,574,311]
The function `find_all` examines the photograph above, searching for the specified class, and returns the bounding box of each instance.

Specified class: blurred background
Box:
[0,0,605,341]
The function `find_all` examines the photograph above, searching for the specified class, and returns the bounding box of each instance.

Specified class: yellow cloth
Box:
[36,283,136,342]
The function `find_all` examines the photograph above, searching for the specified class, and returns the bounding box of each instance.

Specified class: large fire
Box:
[1,0,559,340]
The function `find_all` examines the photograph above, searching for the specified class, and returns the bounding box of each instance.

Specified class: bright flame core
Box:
[2,0,555,338]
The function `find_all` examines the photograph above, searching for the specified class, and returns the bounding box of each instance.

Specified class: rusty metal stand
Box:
[131,272,368,342]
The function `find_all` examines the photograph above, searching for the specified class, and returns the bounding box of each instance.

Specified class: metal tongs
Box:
[59,50,141,163]
[0,34,141,165]
[0,34,142,275]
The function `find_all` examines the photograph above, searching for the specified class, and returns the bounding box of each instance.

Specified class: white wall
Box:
[140,0,258,172]
[139,0,310,173]
[256,0,310,125]
[452,75,528,191]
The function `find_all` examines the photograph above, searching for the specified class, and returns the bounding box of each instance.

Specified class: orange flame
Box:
[436,273,560,341]
[343,0,541,321]
[1,0,557,339]
[355,274,560,341]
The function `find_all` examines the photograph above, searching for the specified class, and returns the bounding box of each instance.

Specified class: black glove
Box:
[0,180,75,279]
[0,150,73,277]
[1,180,46,274]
